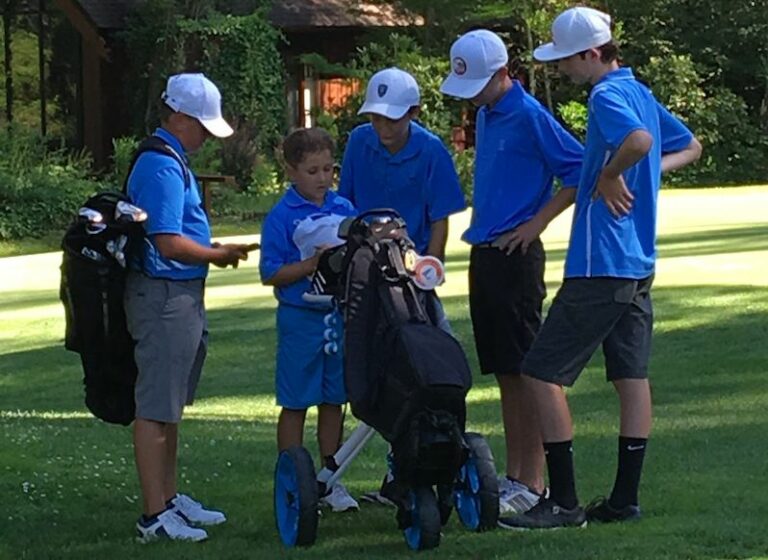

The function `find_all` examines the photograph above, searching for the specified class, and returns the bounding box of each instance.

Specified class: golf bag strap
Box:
[121,136,192,195]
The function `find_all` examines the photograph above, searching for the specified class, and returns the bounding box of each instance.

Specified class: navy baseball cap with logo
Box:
[358,67,421,120]
[440,29,508,99]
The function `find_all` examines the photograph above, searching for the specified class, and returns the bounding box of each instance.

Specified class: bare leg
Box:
[317,404,343,458]
[525,376,573,442]
[164,422,178,502]
[497,374,545,492]
[613,379,652,437]
[278,408,307,451]
[134,418,169,516]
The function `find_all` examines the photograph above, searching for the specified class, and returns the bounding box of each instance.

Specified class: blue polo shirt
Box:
[338,122,466,254]
[566,68,693,279]
[259,187,356,309]
[126,128,211,280]
[464,80,584,245]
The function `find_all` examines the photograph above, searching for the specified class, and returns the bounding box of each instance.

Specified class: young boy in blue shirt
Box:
[259,127,359,512]
[441,30,584,516]
[339,67,466,504]
[499,7,702,530]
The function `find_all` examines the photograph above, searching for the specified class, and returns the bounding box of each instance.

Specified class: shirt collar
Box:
[154,128,188,162]
[595,67,635,86]
[365,121,428,163]
[489,80,525,115]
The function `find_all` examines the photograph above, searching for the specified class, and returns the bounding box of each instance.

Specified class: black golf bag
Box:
[60,192,146,425]
[60,136,189,425]
[318,210,472,487]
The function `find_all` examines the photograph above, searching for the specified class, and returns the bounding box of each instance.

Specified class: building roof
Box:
[72,0,420,31]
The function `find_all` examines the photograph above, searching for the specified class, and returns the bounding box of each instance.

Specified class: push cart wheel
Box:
[403,486,441,551]
[274,446,319,547]
[454,432,499,531]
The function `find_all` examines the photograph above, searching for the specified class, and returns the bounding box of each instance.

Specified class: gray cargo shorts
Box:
[522,275,654,387]
[124,272,208,423]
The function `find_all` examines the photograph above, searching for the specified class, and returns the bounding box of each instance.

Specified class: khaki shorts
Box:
[124,272,207,423]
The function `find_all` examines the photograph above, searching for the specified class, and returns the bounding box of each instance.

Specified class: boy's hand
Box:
[211,243,250,268]
[594,171,634,217]
[306,245,332,274]
[492,217,545,255]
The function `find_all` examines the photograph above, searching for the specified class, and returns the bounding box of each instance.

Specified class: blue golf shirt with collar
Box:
[126,127,211,280]
[259,186,356,309]
[338,121,466,255]
[566,67,693,279]
[463,80,584,245]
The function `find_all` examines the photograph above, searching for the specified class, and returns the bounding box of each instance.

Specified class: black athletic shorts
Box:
[468,239,546,376]
[522,275,654,387]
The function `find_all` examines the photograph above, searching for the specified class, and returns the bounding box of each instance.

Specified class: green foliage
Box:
[640,54,768,184]
[0,128,99,240]
[110,136,140,188]
[119,3,286,193]
[557,100,588,139]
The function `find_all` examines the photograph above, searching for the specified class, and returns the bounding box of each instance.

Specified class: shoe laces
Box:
[175,493,202,511]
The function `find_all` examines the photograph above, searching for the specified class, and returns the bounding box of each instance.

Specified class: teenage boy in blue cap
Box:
[441,29,583,516]
[339,67,466,503]
[498,7,702,530]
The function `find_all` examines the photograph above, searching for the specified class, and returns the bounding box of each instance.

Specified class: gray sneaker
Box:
[498,498,587,530]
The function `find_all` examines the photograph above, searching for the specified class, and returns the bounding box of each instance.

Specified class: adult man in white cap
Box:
[124,72,253,542]
[498,8,702,530]
[440,29,583,516]
[339,66,465,506]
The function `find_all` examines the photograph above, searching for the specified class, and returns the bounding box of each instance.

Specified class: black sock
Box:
[543,440,578,509]
[609,436,648,508]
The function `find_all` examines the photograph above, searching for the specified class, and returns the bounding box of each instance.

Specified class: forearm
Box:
[602,130,654,178]
[153,234,223,265]
[533,187,576,229]
[426,219,449,261]
[263,258,317,287]
[661,137,703,174]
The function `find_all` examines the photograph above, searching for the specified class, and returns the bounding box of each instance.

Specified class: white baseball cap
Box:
[358,68,420,120]
[533,7,613,62]
[161,73,234,138]
[440,29,508,99]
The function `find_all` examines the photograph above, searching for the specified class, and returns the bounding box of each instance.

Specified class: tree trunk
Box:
[3,0,15,126]
[526,23,536,95]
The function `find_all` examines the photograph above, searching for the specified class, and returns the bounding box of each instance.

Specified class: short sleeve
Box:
[529,108,584,188]
[425,141,466,222]
[590,88,647,150]
[258,211,290,282]
[128,154,187,236]
[657,102,694,153]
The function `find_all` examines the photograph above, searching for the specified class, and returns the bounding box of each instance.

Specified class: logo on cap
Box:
[452,57,467,76]
[377,84,389,97]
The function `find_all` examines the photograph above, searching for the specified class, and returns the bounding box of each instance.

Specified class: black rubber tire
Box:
[464,432,500,531]
[404,486,442,551]
[274,446,319,547]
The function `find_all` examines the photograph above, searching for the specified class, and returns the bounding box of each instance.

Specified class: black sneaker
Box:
[497,498,586,530]
[585,497,642,523]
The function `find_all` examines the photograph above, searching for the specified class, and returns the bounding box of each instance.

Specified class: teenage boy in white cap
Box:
[125,72,253,542]
[339,66,465,504]
[440,29,583,516]
[498,7,702,530]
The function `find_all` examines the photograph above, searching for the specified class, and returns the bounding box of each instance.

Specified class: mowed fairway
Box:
[1,186,767,560]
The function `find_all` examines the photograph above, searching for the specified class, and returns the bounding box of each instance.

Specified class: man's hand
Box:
[211,243,250,268]
[594,170,634,217]
[491,217,545,255]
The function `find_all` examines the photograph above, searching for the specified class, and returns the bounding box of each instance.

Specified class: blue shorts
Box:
[276,304,346,409]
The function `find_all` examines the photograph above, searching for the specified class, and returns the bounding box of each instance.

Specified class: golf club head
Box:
[115,201,148,223]
[78,207,104,224]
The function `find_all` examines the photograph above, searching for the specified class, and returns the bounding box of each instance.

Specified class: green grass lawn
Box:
[2,186,768,560]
